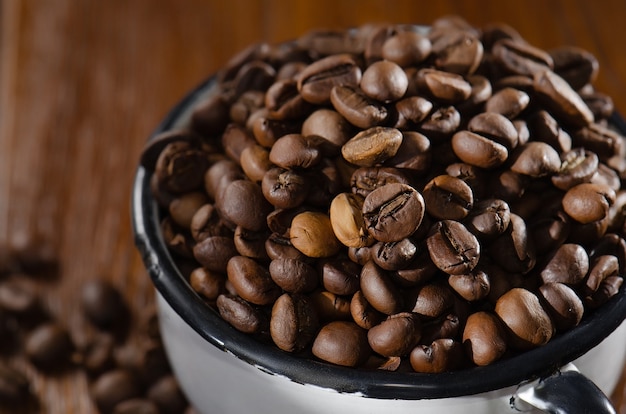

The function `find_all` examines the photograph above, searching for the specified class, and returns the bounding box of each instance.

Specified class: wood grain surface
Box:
[0,1,625,413]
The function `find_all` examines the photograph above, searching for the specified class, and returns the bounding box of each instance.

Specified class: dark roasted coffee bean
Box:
[216,294,267,334]
[484,87,529,119]
[540,243,589,285]
[189,267,226,302]
[496,288,553,350]
[229,90,265,125]
[393,96,433,129]
[360,261,404,315]
[231,60,276,97]
[25,323,75,371]
[220,123,256,166]
[309,290,351,321]
[269,134,322,169]
[233,226,270,261]
[360,60,408,102]
[302,109,353,152]
[81,333,116,377]
[146,375,188,414]
[227,256,281,306]
[0,278,43,323]
[457,75,493,114]
[572,122,625,161]
[262,167,309,209]
[462,311,507,366]
[91,369,141,414]
[451,130,508,169]
[193,236,238,273]
[203,159,245,201]
[240,144,272,183]
[414,68,472,103]
[269,258,318,293]
[217,180,272,232]
[562,183,615,224]
[190,204,231,242]
[489,213,536,274]
[468,112,518,150]
[190,94,231,138]
[492,38,554,77]
[427,220,480,275]
[368,312,421,357]
[80,279,129,331]
[418,106,461,140]
[372,238,418,271]
[382,30,432,67]
[409,338,464,373]
[312,321,371,367]
[538,282,584,331]
[270,293,319,352]
[510,141,561,177]
[251,114,302,148]
[432,30,484,75]
[160,217,194,259]
[423,175,474,220]
[350,167,411,198]
[465,198,511,240]
[384,131,431,174]
[445,162,489,199]
[168,191,208,229]
[580,91,614,121]
[362,183,425,242]
[585,254,619,295]
[549,46,599,90]
[155,142,210,194]
[552,148,599,191]
[319,257,361,296]
[265,78,313,120]
[350,290,385,330]
[411,282,456,319]
[584,275,623,309]
[330,85,389,129]
[480,22,523,51]
[533,70,594,128]
[297,54,362,104]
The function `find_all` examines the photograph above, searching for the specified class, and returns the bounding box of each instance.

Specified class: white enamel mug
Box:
[132,60,626,414]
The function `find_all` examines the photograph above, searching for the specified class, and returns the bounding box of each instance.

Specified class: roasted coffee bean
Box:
[393,249,438,287]
[193,236,238,273]
[411,282,456,318]
[91,369,141,414]
[445,162,489,199]
[414,68,472,103]
[271,293,319,352]
[585,254,619,295]
[350,167,411,198]
[527,110,572,153]
[269,134,322,169]
[25,323,75,371]
[350,290,385,330]
[342,126,403,168]
[423,175,474,220]
[360,261,404,315]
[312,321,371,367]
[538,282,584,331]
[495,288,553,350]
[432,30,483,75]
[367,312,421,357]
[216,294,267,334]
[189,267,226,301]
[409,338,464,373]
[330,192,374,248]
[363,185,423,244]
[234,226,270,261]
[549,46,599,91]
[309,290,351,321]
[393,96,433,128]
[265,233,309,262]
[540,243,589,285]
[217,180,272,232]
[580,91,614,121]
[231,60,276,97]
[510,141,561,177]
[0,278,43,322]
[484,87,529,119]
[240,145,272,183]
[489,213,536,274]
[360,60,408,102]
[262,167,309,209]
[462,311,507,366]
[160,217,194,258]
[371,238,418,271]
[330,86,389,129]
[190,94,231,137]
[297,54,362,104]
[302,109,353,151]
[113,399,160,414]
[534,70,594,129]
[319,257,361,296]
[452,131,508,170]
[81,333,116,377]
[382,30,432,67]
[468,112,519,150]
[269,258,318,293]
[230,90,265,125]
[551,148,599,191]
[203,159,245,200]
[427,220,480,275]
[251,113,302,148]
[0,362,31,406]
[572,122,625,161]
[265,78,313,120]
[80,279,128,331]
[585,275,623,308]
[227,256,281,306]
[168,191,208,229]
[465,198,511,240]
[146,375,188,414]
[448,269,490,301]
[418,106,461,140]
[290,211,342,258]
[480,22,523,51]
[384,131,431,174]
[154,141,211,194]
[562,183,615,224]
[190,204,231,242]
[457,74,492,114]
[492,38,554,77]
[220,123,256,165]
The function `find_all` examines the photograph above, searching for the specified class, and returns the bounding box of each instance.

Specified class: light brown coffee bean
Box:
[341,127,403,167]
[329,193,374,248]
[290,211,342,258]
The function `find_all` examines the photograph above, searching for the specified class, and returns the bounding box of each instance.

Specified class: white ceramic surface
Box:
[156,291,626,414]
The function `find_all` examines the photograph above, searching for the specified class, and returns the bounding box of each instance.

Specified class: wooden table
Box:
[1,1,625,413]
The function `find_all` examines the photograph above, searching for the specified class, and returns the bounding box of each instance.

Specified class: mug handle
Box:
[511,363,617,414]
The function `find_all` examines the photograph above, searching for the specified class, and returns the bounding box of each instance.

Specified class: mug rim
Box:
[131,74,626,400]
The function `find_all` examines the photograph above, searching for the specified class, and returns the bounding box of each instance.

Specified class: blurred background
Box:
[0,0,625,412]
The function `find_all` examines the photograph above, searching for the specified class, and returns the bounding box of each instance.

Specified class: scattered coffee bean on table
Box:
[141,16,626,374]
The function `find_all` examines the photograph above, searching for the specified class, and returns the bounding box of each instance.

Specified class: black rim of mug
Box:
[131,74,626,400]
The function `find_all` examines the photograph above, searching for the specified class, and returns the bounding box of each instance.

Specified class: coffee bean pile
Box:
[141,16,625,372]
[0,243,195,414]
